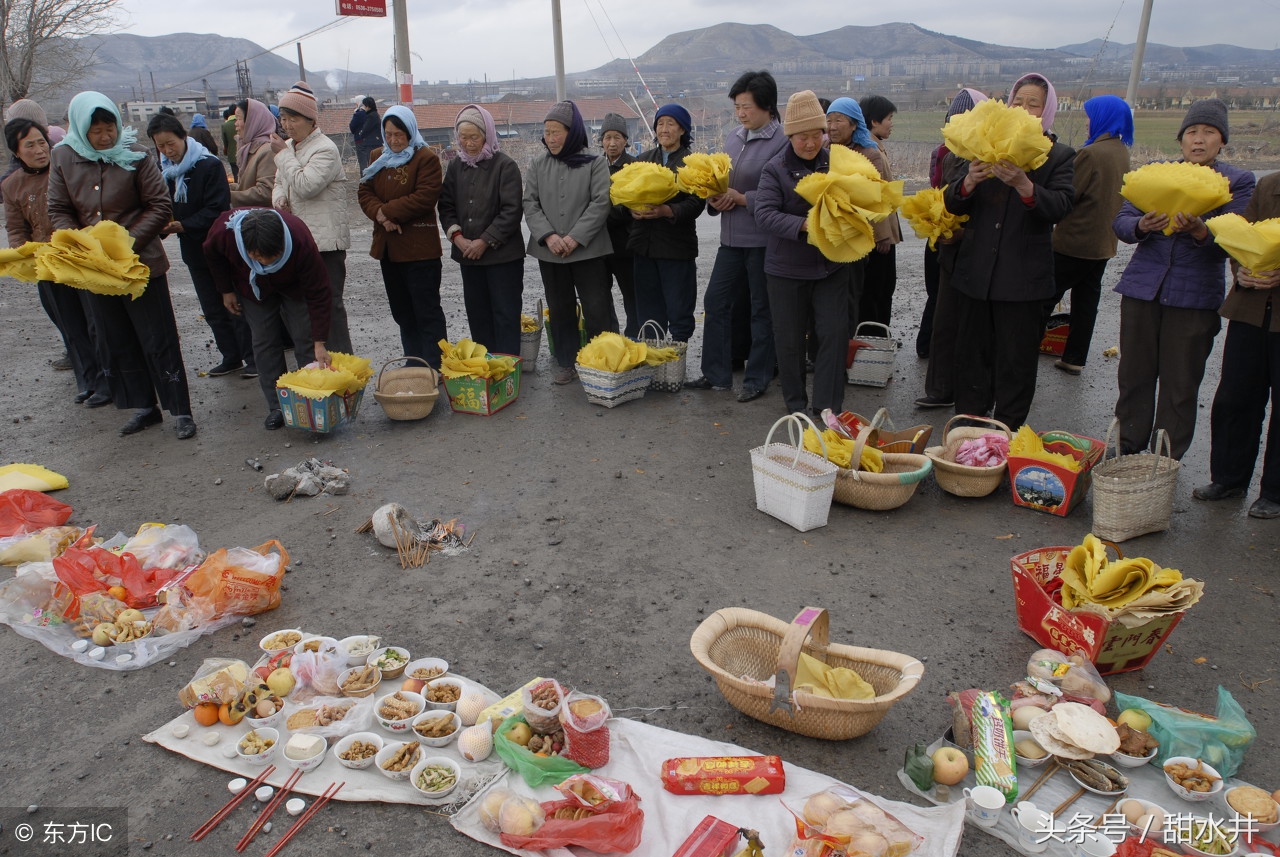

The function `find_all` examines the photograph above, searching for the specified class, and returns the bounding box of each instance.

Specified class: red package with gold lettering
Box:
[660,755,785,796]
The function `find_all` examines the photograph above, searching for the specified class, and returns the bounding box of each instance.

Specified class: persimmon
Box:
[194,703,220,727]
[107,585,128,601]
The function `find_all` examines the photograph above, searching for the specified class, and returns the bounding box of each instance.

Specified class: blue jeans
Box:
[700,245,773,390]
[633,256,696,342]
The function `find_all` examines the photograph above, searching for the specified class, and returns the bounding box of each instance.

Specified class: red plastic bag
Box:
[499,794,644,853]
[0,489,72,536]
[53,546,181,612]
[183,541,289,619]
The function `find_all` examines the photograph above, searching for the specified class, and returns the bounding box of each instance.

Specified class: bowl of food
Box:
[1182,815,1241,857]
[375,690,424,732]
[424,678,464,711]
[338,635,380,666]
[1012,730,1050,769]
[410,756,461,799]
[374,740,421,781]
[368,646,410,679]
[338,665,382,699]
[1110,745,1159,768]
[1164,757,1224,802]
[294,635,338,656]
[403,658,449,685]
[411,711,461,748]
[332,732,383,770]
[259,629,303,654]
[1115,798,1170,837]
[283,733,327,772]
[243,697,284,731]
[1064,758,1129,795]
[1222,786,1280,833]
[236,728,279,766]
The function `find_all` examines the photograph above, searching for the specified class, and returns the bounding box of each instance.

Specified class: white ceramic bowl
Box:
[258,628,304,654]
[338,665,382,699]
[331,732,383,770]
[410,756,461,799]
[236,728,279,766]
[367,646,411,678]
[338,635,381,666]
[293,635,339,656]
[403,657,449,683]
[424,678,465,711]
[1110,745,1159,768]
[1114,798,1171,837]
[1067,759,1128,796]
[374,740,422,781]
[1181,815,1242,857]
[410,711,461,748]
[375,690,425,732]
[243,705,283,731]
[1163,756,1225,802]
[1012,730,1050,769]
[1221,787,1280,834]
[283,735,328,772]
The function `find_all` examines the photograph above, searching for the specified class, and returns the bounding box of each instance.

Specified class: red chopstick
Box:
[263,781,344,857]
[236,768,303,852]
[190,765,276,841]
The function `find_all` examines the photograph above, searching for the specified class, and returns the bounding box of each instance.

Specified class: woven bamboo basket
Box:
[1091,422,1180,541]
[690,606,924,740]
[520,298,543,373]
[832,428,932,510]
[925,415,1012,497]
[372,357,439,421]
[638,320,688,393]
[844,407,933,454]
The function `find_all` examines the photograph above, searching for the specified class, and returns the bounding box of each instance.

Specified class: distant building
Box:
[122,98,206,123]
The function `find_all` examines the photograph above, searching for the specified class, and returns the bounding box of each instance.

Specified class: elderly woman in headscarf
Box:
[438,104,524,357]
[942,73,1076,431]
[47,92,196,439]
[356,105,446,367]
[187,113,219,156]
[1047,94,1133,377]
[523,100,615,385]
[229,98,276,207]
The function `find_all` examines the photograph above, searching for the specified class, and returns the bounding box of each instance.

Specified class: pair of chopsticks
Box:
[190,765,276,841]
[236,768,304,851]
[264,781,345,857]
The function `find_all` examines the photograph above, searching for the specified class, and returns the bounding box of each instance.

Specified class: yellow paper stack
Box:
[942,100,1052,171]
[1120,162,1232,235]
[900,187,970,249]
[519,313,540,332]
[1206,214,1280,273]
[438,339,517,380]
[1062,534,1183,610]
[609,161,678,210]
[795,146,904,263]
[802,427,884,472]
[0,221,150,299]
[0,463,69,492]
[794,652,875,700]
[1009,425,1081,472]
[276,351,372,399]
[576,332,677,373]
[675,152,732,199]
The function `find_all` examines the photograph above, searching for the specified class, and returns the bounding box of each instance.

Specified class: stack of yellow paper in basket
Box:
[438,339,516,380]
[1061,533,1203,627]
[1120,162,1232,235]
[795,146,903,263]
[1009,425,1082,471]
[1206,214,1280,272]
[0,221,149,299]
[942,100,1052,171]
[609,162,677,210]
[576,332,678,373]
[801,427,883,472]
[900,187,969,250]
[276,352,373,398]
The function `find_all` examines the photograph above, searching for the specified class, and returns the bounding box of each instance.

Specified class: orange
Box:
[193,703,220,727]
[107,585,128,602]
[218,702,239,726]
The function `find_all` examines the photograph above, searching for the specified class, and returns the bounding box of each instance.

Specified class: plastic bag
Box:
[499,792,644,853]
[561,692,611,768]
[522,678,565,734]
[0,489,72,536]
[493,715,588,788]
[1025,647,1111,703]
[0,526,85,565]
[183,540,289,619]
[786,784,924,857]
[0,566,74,627]
[178,658,251,708]
[288,647,347,702]
[120,523,203,570]
[53,546,181,612]
[1113,687,1256,776]
[281,694,375,738]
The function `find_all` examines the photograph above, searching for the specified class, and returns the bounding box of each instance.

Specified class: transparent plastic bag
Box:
[1113,687,1256,776]
[120,523,204,570]
[178,658,251,708]
[289,647,347,702]
[521,678,565,734]
[281,693,375,738]
[561,692,611,768]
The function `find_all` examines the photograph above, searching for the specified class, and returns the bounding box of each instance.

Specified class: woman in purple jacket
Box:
[1112,99,1255,460]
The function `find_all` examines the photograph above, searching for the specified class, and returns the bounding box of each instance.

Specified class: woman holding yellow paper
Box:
[1112,98,1255,460]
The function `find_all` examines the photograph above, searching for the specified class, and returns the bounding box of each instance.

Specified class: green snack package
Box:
[970,690,1017,803]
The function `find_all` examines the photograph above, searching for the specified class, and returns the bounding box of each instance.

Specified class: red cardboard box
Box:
[1040,314,1070,356]
[1008,431,1104,517]
[1011,546,1186,675]
[661,756,785,797]
[671,815,741,857]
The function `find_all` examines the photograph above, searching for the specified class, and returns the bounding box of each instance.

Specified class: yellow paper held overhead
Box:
[0,463,69,492]
[794,652,875,700]
[942,99,1052,172]
[900,187,970,249]
[675,152,731,199]
[795,146,904,263]
[1120,162,1232,235]
[609,161,677,210]
[802,426,883,472]
[0,242,42,282]
[1206,214,1280,273]
[35,221,150,299]
[438,338,516,380]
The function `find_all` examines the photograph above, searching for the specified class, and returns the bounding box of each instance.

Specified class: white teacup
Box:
[1011,802,1055,854]
[1077,832,1117,857]
[963,785,1006,827]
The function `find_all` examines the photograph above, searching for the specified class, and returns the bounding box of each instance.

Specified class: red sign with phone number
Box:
[335,0,386,16]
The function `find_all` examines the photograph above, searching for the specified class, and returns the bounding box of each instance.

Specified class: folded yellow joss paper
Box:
[1009,425,1081,471]
[1120,161,1232,235]
[575,331,662,372]
[520,313,539,332]
[438,338,516,380]
[802,426,884,472]
[1206,213,1280,273]
[276,351,372,399]
[0,242,41,282]
[675,152,732,198]
[328,352,373,391]
[0,463,69,492]
[942,99,1052,171]
[609,161,677,210]
[35,221,150,299]
[1061,533,1184,610]
[795,145,904,264]
[794,652,876,700]
[900,187,970,249]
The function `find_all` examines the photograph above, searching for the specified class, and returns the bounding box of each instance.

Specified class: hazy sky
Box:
[116,0,1280,85]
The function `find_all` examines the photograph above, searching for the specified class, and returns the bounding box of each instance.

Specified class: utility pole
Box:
[296,43,306,82]
[149,71,158,102]
[551,0,566,102]
[1126,0,1154,107]
[393,0,412,104]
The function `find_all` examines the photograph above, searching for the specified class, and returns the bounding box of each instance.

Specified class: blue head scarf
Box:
[159,137,215,202]
[361,105,425,182]
[654,103,693,150]
[227,208,293,299]
[1084,94,1134,147]
[191,113,208,129]
[826,97,876,148]
[57,91,147,170]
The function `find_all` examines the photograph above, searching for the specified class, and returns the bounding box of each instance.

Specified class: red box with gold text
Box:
[660,756,785,797]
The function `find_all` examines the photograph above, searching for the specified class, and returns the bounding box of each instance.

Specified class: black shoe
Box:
[207,359,244,377]
[174,416,197,440]
[119,408,162,436]
[85,392,112,408]
[51,354,72,371]
[914,395,954,408]
[264,410,285,430]
[1248,497,1280,519]
[241,365,259,379]
[685,376,729,392]
[74,390,93,404]
[737,386,766,403]
[1192,482,1245,501]
[1054,359,1084,376]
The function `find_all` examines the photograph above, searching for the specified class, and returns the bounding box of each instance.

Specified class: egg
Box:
[1138,812,1163,833]
[1121,800,1146,825]
[458,723,494,761]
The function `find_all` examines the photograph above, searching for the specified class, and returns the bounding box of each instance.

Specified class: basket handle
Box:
[867,407,895,433]
[774,607,831,708]
[638,319,667,342]
[849,425,878,473]
[854,321,893,339]
[943,414,1012,440]
[1149,429,1174,476]
[376,356,436,391]
[763,412,828,467]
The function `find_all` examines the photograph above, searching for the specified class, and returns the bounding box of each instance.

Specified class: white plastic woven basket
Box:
[749,413,838,532]
[846,321,898,387]
[576,363,656,408]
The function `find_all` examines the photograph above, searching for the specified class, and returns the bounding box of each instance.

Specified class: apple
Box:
[1117,708,1152,732]
[266,667,296,698]
[507,722,533,747]
[91,623,117,647]
[254,665,273,682]
[401,678,426,694]
[931,747,969,786]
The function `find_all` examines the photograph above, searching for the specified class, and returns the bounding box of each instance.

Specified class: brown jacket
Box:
[229,142,276,208]
[1051,135,1130,260]
[47,144,171,276]
[2,166,52,245]
[356,145,442,263]
[1220,171,1280,332]
[855,143,902,245]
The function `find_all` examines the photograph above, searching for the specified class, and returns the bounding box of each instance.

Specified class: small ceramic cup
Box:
[963,785,1006,828]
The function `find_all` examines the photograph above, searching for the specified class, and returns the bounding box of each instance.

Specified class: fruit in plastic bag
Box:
[478,787,514,833]
[498,794,545,836]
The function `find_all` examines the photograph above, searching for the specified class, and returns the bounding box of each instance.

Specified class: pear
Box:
[91,623,116,647]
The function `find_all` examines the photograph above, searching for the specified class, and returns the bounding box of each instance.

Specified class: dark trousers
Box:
[240,289,314,412]
[925,265,960,400]
[918,245,940,357]
[188,260,253,367]
[858,244,897,327]
[768,269,849,415]
[1210,313,1280,502]
[701,245,774,390]
[953,292,1043,430]
[380,257,446,369]
[321,250,352,354]
[1116,296,1220,460]
[40,280,103,395]
[461,259,525,356]
[633,256,697,342]
[1048,253,1108,367]
[538,257,615,367]
[355,145,377,174]
[85,275,191,416]
[603,252,637,338]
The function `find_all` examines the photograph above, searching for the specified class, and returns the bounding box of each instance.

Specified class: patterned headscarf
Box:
[1008,73,1058,134]
[454,104,498,167]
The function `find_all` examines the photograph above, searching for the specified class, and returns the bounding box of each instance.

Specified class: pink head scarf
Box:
[454,104,498,167]
[239,99,276,151]
[1008,73,1058,134]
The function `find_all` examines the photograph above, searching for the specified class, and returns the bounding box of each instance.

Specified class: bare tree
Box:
[0,0,118,105]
